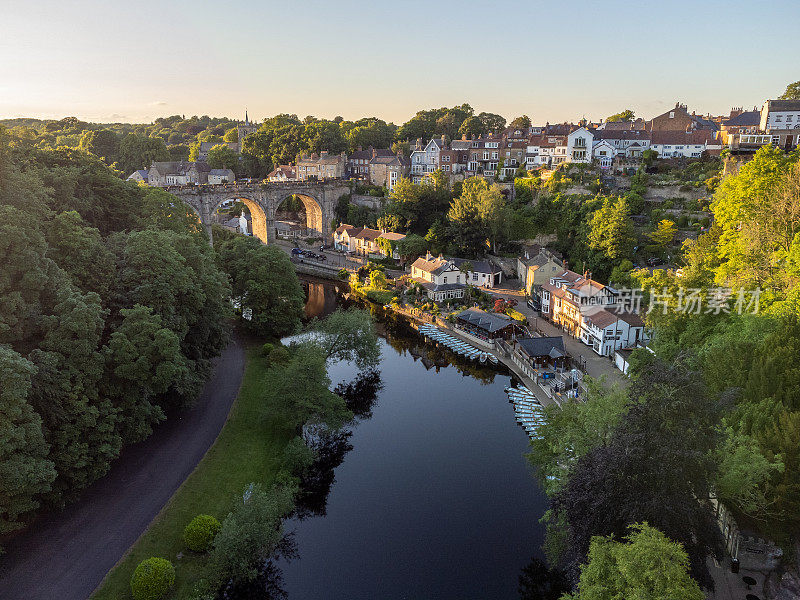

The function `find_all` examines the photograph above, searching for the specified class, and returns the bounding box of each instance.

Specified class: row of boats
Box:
[505,386,545,440]
[415,323,543,440]
[417,324,499,365]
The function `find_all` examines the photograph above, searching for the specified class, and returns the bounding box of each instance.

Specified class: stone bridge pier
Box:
[168,180,352,246]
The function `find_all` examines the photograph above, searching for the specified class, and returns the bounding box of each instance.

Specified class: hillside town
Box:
[127,99,800,188]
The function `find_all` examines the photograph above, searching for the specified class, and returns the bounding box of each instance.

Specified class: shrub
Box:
[130,557,175,600]
[183,514,222,552]
[676,215,689,228]
[261,342,274,356]
[269,346,290,365]
[338,268,349,280]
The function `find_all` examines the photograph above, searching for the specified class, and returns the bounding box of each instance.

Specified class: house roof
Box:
[411,254,457,276]
[649,130,718,145]
[765,100,800,112]
[334,224,362,236]
[595,129,652,141]
[378,232,406,241]
[268,165,295,178]
[517,336,566,359]
[451,257,499,275]
[617,311,645,328]
[414,279,465,293]
[456,308,515,333]
[723,111,760,127]
[354,227,382,241]
[209,169,234,176]
[581,306,619,329]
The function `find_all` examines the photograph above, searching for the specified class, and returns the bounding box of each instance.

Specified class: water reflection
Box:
[518,557,570,600]
[277,277,549,599]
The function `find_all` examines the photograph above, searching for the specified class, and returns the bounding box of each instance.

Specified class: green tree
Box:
[457,116,486,139]
[395,233,427,261]
[103,305,189,444]
[223,127,239,143]
[79,129,119,163]
[606,109,635,122]
[647,219,677,254]
[509,115,532,129]
[117,134,169,175]
[566,523,704,600]
[779,80,800,100]
[210,483,296,585]
[0,346,57,533]
[447,177,505,256]
[217,236,304,338]
[586,196,635,261]
[304,308,379,369]
[477,111,507,133]
[207,144,239,170]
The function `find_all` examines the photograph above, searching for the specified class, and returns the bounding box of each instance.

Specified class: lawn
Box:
[92,344,295,600]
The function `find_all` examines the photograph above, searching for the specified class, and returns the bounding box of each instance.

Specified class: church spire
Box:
[245,109,249,124]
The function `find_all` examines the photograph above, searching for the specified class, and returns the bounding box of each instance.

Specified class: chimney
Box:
[438,253,444,260]
[357,145,362,152]
[426,251,432,261]
[462,134,467,140]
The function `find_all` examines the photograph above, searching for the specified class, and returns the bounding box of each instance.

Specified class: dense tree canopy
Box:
[0,132,230,523]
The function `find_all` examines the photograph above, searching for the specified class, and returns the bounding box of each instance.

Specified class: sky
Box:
[1,0,799,126]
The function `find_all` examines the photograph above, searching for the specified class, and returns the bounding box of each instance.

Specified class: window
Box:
[492,152,498,160]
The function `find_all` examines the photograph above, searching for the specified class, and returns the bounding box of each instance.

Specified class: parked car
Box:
[291,248,304,256]
[647,257,663,266]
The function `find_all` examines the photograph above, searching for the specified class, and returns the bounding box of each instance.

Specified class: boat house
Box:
[455,308,520,342]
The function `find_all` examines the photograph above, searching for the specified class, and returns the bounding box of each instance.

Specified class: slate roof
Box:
[456,308,515,333]
[649,130,718,145]
[517,336,566,359]
[766,100,800,112]
[581,306,619,329]
[451,257,499,275]
[723,111,760,127]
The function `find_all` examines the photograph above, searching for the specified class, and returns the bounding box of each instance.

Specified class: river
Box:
[278,278,548,599]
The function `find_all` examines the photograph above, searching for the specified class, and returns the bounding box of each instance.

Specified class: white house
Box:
[759,99,800,132]
[208,168,235,184]
[333,224,363,252]
[594,130,652,158]
[451,258,502,288]
[592,140,616,168]
[579,306,647,356]
[567,127,594,163]
[410,252,467,301]
[650,131,717,158]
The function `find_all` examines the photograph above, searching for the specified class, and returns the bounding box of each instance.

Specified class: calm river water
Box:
[278,279,548,599]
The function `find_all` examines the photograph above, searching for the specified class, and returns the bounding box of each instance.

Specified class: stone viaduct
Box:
[168,180,352,245]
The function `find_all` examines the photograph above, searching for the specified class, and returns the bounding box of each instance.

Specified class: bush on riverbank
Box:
[130,558,175,600]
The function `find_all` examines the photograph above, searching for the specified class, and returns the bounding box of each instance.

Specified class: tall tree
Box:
[606,109,635,122]
[779,80,800,100]
[217,236,305,338]
[566,523,704,600]
[0,346,57,533]
[509,115,532,129]
[586,196,635,261]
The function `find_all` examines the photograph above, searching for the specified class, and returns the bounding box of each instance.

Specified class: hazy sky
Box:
[2,0,798,125]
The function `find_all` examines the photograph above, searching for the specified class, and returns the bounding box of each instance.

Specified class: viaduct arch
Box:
[168,180,352,245]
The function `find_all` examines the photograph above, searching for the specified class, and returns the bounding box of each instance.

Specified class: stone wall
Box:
[351,194,386,210]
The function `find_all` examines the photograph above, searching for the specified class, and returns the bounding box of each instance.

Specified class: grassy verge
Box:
[92,344,294,600]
